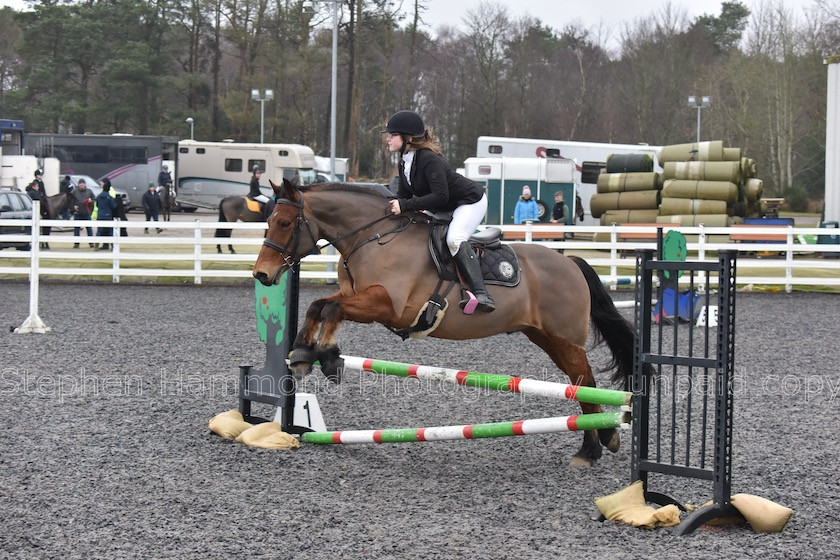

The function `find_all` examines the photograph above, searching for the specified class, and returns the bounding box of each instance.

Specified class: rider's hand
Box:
[389,199,401,215]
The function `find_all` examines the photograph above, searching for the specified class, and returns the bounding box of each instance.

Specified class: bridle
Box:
[261,192,319,281]
[261,188,415,288]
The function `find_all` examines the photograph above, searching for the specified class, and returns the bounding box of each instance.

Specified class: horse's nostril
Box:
[254,271,270,285]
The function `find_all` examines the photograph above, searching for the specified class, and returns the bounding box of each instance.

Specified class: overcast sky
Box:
[410,0,816,49]
[1,0,817,50]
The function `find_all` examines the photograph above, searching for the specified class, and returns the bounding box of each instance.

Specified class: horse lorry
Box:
[462,156,577,226]
[475,136,662,225]
[0,149,59,194]
[175,140,318,210]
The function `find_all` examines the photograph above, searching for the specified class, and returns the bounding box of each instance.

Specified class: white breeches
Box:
[254,194,269,203]
[446,194,488,256]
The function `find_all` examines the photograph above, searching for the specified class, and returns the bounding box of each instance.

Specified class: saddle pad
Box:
[245,198,262,213]
[479,244,520,287]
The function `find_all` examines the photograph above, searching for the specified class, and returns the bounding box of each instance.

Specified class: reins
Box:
[261,190,420,290]
[337,213,416,290]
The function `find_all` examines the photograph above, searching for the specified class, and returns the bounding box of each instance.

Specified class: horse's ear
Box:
[282,178,299,202]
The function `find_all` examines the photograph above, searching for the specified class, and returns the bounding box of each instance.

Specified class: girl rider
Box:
[384,110,495,313]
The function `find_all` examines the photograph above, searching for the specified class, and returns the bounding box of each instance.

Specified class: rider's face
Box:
[386,132,404,153]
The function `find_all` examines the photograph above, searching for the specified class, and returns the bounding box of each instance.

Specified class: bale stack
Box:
[655,140,762,227]
[591,153,662,226]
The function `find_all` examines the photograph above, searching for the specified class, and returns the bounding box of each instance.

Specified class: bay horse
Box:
[252,180,648,467]
[215,182,282,254]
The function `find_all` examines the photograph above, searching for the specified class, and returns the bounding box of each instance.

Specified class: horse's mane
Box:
[301,182,394,200]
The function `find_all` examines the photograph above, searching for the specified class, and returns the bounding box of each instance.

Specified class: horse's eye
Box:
[280,220,291,228]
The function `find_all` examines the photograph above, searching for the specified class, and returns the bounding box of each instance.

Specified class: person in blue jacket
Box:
[95,179,117,250]
[514,185,539,224]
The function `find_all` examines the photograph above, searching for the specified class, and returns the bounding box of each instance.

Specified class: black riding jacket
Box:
[395,148,483,213]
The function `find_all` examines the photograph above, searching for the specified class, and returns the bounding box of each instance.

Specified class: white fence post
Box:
[194,219,202,285]
[786,225,794,294]
[14,201,51,334]
[112,218,120,284]
[610,224,618,284]
[698,224,707,289]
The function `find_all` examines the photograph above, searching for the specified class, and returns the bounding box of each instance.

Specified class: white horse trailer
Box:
[176,140,317,210]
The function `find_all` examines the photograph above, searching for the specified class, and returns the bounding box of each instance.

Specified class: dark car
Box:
[0,188,33,250]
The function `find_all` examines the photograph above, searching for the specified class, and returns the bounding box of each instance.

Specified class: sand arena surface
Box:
[1,282,836,559]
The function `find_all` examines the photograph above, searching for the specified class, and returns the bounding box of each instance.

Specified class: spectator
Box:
[550,190,569,241]
[59,175,72,220]
[71,178,95,248]
[550,191,569,224]
[95,179,118,250]
[142,183,163,233]
[26,171,51,249]
[514,185,539,224]
[103,178,129,237]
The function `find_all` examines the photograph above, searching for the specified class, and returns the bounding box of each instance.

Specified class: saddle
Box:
[245,196,275,219]
[245,197,263,214]
[389,220,521,340]
[428,221,521,287]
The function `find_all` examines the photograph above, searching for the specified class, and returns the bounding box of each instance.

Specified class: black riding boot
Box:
[453,242,495,313]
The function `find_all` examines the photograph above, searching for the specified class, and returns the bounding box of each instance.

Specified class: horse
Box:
[33,191,74,249]
[159,183,175,222]
[215,182,281,254]
[252,179,651,468]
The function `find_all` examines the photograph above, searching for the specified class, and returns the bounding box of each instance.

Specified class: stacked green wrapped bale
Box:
[591,153,662,226]
[656,140,762,227]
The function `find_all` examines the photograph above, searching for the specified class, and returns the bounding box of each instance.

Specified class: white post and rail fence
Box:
[2,204,839,332]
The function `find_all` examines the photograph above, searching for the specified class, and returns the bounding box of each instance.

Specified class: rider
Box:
[249,165,270,203]
[248,165,272,219]
[157,165,173,193]
[384,110,495,313]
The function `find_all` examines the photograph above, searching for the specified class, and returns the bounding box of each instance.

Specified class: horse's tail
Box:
[569,256,645,390]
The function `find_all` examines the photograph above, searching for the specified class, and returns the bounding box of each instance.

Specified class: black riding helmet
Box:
[383,110,425,137]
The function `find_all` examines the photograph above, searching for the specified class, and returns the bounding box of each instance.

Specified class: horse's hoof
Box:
[289,348,317,377]
[316,348,344,384]
[290,363,313,379]
[289,347,317,363]
[598,428,621,453]
[569,455,595,468]
[604,431,621,453]
[320,357,344,384]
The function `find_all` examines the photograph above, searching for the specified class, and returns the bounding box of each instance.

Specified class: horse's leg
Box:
[215,203,231,253]
[311,286,399,383]
[288,297,335,378]
[523,328,619,467]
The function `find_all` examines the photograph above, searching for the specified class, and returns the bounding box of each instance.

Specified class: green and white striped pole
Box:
[302,411,629,445]
[338,356,631,408]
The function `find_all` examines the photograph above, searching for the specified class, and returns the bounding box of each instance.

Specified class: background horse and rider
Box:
[252,179,653,468]
[159,183,176,222]
[214,183,282,254]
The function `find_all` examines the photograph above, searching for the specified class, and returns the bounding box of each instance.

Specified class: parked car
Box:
[67,174,131,212]
[0,187,33,250]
